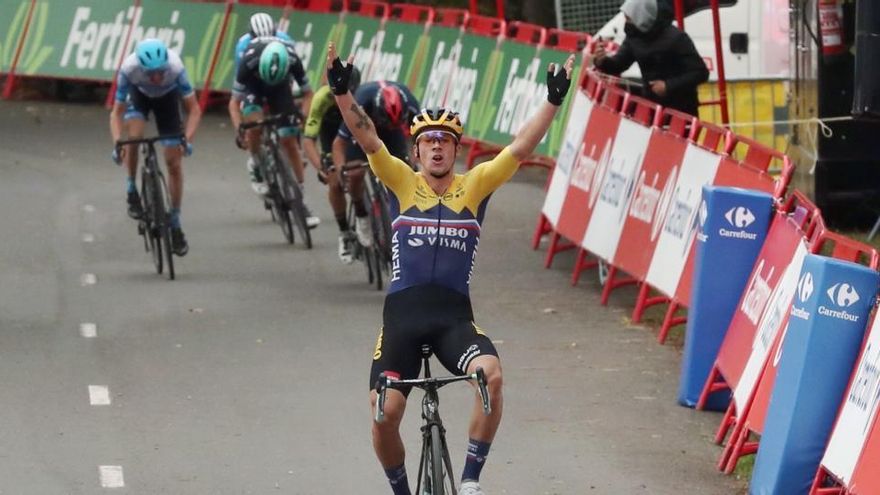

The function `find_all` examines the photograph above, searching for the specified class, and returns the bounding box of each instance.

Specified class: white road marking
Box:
[82,233,95,243]
[88,385,111,406]
[98,465,125,487]
[81,273,97,286]
[83,204,95,213]
[80,323,97,338]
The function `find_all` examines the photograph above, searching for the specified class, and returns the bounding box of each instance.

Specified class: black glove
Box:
[327,57,353,96]
[235,133,246,150]
[547,63,572,106]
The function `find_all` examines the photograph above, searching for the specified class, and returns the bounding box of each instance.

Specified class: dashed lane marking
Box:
[98,465,125,488]
[88,385,111,406]
[81,273,97,286]
[82,233,95,243]
[80,323,97,338]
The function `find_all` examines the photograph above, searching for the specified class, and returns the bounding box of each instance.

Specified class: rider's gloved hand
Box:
[111,144,122,165]
[327,57,354,96]
[182,141,193,157]
[317,170,328,185]
[235,133,246,150]
[547,61,572,106]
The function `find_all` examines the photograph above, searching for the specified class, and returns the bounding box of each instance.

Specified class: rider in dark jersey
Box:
[325,43,575,495]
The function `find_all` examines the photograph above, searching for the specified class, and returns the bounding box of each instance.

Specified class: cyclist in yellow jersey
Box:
[327,43,574,495]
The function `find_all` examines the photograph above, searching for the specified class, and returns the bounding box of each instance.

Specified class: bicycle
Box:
[339,161,393,290]
[239,113,312,249]
[116,135,183,280]
[374,345,492,495]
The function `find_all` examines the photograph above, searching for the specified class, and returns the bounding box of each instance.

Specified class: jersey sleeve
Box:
[234,34,250,69]
[232,60,249,98]
[367,143,416,195]
[114,71,131,103]
[304,86,334,139]
[176,69,194,97]
[466,146,520,201]
[289,54,310,92]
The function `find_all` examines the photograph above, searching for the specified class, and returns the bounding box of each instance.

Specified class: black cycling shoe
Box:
[127,190,143,219]
[171,227,189,256]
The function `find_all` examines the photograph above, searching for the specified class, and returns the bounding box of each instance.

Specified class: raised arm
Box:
[508,54,575,161]
[325,43,383,154]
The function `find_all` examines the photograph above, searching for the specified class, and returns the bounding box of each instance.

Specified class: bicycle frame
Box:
[374,346,491,494]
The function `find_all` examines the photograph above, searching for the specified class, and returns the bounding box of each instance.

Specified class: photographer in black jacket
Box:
[593,0,709,116]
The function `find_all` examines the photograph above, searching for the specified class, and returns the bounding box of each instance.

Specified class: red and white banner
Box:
[711,213,808,396]
[553,104,622,245]
[610,128,688,282]
[581,118,653,260]
[733,240,808,409]
[644,144,721,297]
[739,310,794,436]
[821,315,880,486]
[713,156,777,195]
[542,89,595,228]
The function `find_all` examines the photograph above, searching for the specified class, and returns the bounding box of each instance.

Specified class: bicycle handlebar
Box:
[116,134,186,148]
[237,112,303,135]
[374,367,492,423]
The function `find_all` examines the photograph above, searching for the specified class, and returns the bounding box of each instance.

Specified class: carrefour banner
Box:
[541,87,594,228]
[678,187,774,410]
[1,0,30,74]
[409,24,460,106]
[138,0,231,87]
[821,313,880,486]
[751,254,879,495]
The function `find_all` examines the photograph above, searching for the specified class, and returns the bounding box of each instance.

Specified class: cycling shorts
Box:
[124,88,183,142]
[240,84,299,138]
[369,284,499,395]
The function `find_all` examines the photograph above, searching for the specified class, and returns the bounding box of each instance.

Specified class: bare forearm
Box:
[110,105,125,142]
[182,96,201,142]
[333,92,382,154]
[228,96,242,130]
[508,102,559,160]
[303,138,322,171]
[332,136,346,167]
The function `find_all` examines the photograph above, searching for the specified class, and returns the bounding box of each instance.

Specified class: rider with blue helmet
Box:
[110,38,202,256]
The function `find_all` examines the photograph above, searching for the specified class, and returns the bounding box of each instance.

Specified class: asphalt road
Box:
[0,100,745,494]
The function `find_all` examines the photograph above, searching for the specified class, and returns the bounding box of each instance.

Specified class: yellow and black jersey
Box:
[367,144,520,296]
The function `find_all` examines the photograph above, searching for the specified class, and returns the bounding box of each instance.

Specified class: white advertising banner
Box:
[644,143,722,296]
[821,317,880,485]
[581,118,652,260]
[733,241,809,408]
[542,89,594,227]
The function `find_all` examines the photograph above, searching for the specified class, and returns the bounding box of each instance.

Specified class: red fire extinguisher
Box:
[818,0,846,55]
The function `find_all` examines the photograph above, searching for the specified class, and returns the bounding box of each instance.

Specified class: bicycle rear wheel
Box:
[156,172,175,280]
[276,150,312,249]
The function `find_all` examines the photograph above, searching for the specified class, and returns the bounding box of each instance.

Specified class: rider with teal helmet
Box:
[229,36,319,227]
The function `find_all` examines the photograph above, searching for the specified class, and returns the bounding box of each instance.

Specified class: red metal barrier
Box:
[547,28,590,52]
[506,21,547,46]
[465,13,505,38]
[292,0,347,12]
[2,0,38,99]
[434,8,469,28]
[199,0,235,110]
[389,3,435,24]
[347,0,389,19]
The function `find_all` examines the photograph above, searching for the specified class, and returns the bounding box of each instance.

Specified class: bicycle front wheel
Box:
[156,172,175,280]
[141,171,162,275]
[276,150,312,249]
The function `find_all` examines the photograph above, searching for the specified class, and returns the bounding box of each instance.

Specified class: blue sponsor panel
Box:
[678,186,774,409]
[750,254,879,495]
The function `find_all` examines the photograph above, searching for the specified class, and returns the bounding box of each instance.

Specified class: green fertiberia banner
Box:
[16,0,132,79]
[410,25,461,105]
[288,10,342,88]
[473,42,582,157]
[472,39,541,151]
[536,46,583,157]
[137,0,230,88]
[372,20,430,88]
[443,32,502,132]
[1,0,31,73]
[334,13,382,84]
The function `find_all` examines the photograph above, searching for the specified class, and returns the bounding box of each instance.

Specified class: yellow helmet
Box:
[410,108,464,142]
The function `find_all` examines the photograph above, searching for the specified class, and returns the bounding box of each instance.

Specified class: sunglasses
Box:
[417,130,456,144]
